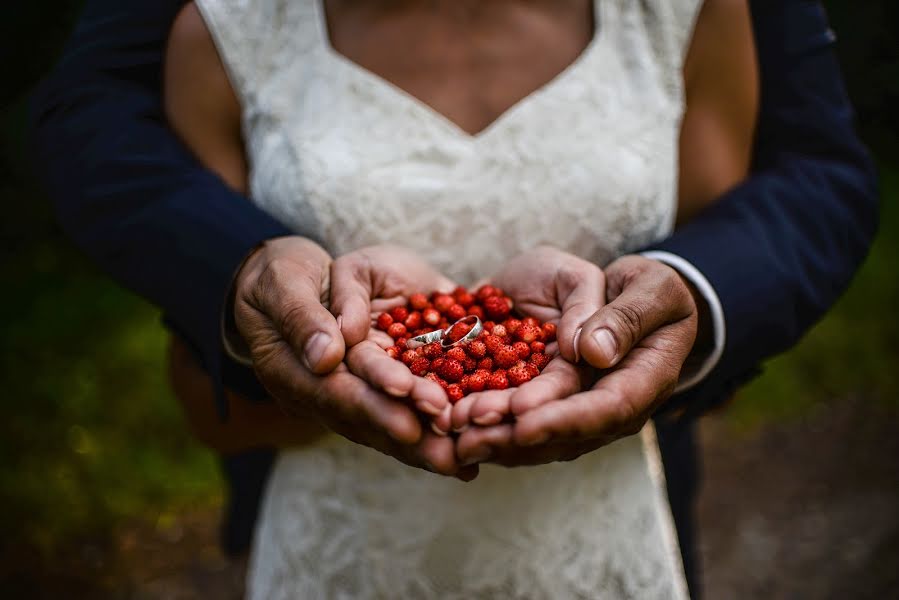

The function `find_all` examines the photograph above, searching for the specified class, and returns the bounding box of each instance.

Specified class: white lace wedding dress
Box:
[196,0,703,596]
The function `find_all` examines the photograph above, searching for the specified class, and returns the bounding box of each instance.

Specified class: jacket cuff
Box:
[640,251,726,393]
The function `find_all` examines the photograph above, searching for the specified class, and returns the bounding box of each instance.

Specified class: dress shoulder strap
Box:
[605,0,705,98]
[194,0,322,106]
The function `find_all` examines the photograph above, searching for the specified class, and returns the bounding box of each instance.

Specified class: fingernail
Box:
[336,314,344,331]
[461,448,491,466]
[419,398,444,417]
[452,424,469,434]
[423,461,437,473]
[303,332,332,370]
[384,385,410,398]
[473,411,502,426]
[593,328,618,365]
[431,422,449,437]
[573,327,583,363]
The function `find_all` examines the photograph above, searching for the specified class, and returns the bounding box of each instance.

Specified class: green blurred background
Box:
[0,1,897,595]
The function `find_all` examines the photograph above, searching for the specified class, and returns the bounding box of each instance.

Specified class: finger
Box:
[577,259,694,369]
[508,356,589,416]
[241,260,345,375]
[330,254,375,346]
[413,432,459,475]
[451,390,511,432]
[513,342,676,446]
[346,341,447,417]
[466,389,515,426]
[554,263,605,363]
[456,423,514,466]
[318,370,423,445]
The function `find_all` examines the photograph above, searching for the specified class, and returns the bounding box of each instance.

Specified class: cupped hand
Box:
[451,246,604,433]
[233,237,475,480]
[455,255,699,468]
[330,244,461,432]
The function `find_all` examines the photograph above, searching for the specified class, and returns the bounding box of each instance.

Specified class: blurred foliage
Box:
[0,0,897,553]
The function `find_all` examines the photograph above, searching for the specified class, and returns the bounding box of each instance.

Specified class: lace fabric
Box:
[194,0,703,596]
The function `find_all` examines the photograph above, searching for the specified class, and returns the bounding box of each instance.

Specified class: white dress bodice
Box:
[196,0,703,596]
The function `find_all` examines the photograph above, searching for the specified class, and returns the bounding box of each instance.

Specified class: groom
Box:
[31,0,877,596]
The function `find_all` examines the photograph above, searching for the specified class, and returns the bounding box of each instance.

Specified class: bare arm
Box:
[679,0,759,223]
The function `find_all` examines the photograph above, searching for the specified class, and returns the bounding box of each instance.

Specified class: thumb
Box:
[577,259,694,369]
[238,257,345,375]
[329,253,374,347]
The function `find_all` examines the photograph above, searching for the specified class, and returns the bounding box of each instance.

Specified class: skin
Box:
[164,0,758,473]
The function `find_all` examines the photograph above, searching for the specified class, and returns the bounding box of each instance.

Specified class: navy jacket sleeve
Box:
[650,0,879,416]
[29,0,293,407]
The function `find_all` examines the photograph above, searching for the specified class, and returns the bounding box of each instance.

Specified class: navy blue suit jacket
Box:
[30,0,879,556]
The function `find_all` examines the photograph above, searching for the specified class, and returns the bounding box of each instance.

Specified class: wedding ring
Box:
[404,316,483,349]
[441,315,483,349]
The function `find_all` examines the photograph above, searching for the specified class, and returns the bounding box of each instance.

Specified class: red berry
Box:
[483,334,503,355]
[404,311,422,330]
[481,321,496,332]
[476,285,500,301]
[516,323,542,344]
[542,323,557,342]
[492,324,508,339]
[465,370,488,393]
[488,370,509,390]
[409,293,429,311]
[522,317,541,328]
[494,345,518,369]
[409,357,430,376]
[477,357,494,371]
[455,292,476,308]
[446,384,465,403]
[376,313,394,331]
[508,365,533,387]
[438,358,464,382]
[512,341,531,359]
[483,295,511,320]
[466,340,487,359]
[385,346,401,360]
[525,363,540,379]
[390,306,409,323]
[446,347,467,362]
[387,322,407,339]
[530,341,546,354]
[467,305,485,319]
[462,357,477,372]
[400,349,420,366]
[422,308,441,326]
[529,352,551,370]
[503,318,522,336]
[433,294,455,314]
[425,372,448,389]
[395,338,407,350]
[431,357,446,373]
[422,342,443,360]
[447,303,467,321]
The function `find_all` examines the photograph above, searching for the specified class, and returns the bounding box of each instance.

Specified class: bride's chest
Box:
[244,52,682,283]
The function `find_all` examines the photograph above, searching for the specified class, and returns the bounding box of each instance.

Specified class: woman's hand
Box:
[330,244,459,433]
[455,255,700,468]
[233,237,475,479]
[450,246,604,435]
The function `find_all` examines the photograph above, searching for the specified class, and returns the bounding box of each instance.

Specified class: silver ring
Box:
[404,316,483,349]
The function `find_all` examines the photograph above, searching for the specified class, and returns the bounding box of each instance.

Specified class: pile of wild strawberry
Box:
[376,285,555,403]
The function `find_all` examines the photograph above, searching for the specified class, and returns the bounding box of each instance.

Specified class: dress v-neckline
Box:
[313,0,606,141]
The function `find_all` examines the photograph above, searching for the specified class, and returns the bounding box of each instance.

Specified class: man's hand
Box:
[233,237,475,479]
[456,255,699,467]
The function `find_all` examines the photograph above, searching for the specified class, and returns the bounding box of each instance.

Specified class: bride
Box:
[164,0,757,597]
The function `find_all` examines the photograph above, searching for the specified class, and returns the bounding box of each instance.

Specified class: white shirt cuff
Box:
[640,251,726,393]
